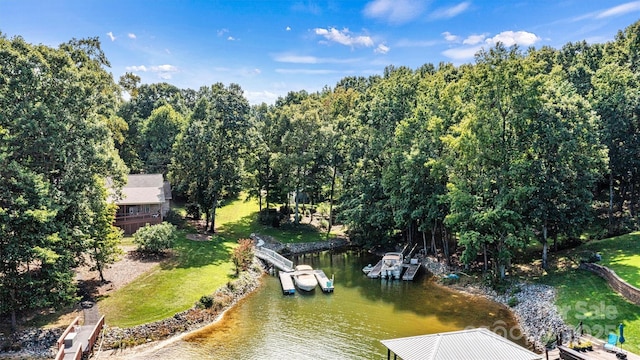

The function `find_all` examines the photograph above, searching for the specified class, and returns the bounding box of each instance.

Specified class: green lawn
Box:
[535,232,640,354]
[99,196,333,327]
[581,232,640,287]
[215,197,338,243]
[98,233,236,327]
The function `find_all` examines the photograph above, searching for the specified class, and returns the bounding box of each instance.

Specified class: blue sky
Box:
[1,1,639,104]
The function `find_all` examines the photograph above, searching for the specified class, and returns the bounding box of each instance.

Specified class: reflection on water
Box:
[148,251,523,359]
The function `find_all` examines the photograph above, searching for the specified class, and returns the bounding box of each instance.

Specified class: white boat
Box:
[380,252,404,279]
[293,265,318,291]
[362,264,374,275]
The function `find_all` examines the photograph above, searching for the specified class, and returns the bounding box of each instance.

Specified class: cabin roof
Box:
[112,174,167,205]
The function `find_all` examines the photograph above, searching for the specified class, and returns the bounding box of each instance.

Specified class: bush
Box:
[185,203,201,219]
[232,238,255,274]
[164,209,186,228]
[198,295,214,309]
[507,296,519,307]
[133,222,177,254]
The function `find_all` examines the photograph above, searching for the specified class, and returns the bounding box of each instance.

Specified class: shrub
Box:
[198,295,214,309]
[133,222,177,254]
[232,238,255,275]
[507,296,519,307]
[185,203,201,219]
[164,209,186,228]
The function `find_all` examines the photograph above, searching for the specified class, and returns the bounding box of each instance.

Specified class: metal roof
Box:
[380,328,542,360]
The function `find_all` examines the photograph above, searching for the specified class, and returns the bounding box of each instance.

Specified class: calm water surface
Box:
[144,251,523,359]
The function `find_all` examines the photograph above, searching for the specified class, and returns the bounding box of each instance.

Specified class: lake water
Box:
[139,251,524,359]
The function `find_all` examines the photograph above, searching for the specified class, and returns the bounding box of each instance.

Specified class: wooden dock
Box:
[402,264,420,281]
[366,260,384,279]
[278,271,296,295]
[314,269,334,293]
[54,315,104,360]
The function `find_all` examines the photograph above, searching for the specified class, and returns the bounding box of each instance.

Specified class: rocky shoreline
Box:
[453,282,570,352]
[0,258,265,359]
[1,236,569,358]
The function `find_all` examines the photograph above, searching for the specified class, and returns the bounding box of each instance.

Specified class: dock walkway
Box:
[255,246,294,272]
[366,260,384,279]
[314,269,334,293]
[54,315,104,360]
[278,271,296,295]
[402,264,420,281]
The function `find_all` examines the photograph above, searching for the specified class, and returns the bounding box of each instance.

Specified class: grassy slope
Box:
[537,232,640,354]
[99,197,331,327]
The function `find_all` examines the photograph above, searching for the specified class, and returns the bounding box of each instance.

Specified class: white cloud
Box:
[276,68,342,75]
[442,46,482,60]
[442,31,460,42]
[485,30,540,47]
[463,34,486,45]
[314,27,374,47]
[273,54,362,64]
[228,36,236,41]
[375,44,390,54]
[596,1,640,18]
[125,65,147,72]
[363,0,425,24]
[151,65,178,72]
[442,30,540,61]
[286,26,291,31]
[106,31,116,41]
[217,29,229,37]
[128,33,136,39]
[127,64,178,79]
[245,90,279,105]
[396,39,438,47]
[430,1,471,19]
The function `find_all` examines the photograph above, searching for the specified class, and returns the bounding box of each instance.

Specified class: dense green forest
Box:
[3,21,640,329]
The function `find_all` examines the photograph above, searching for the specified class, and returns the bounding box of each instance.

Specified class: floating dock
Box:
[402,264,420,281]
[314,269,334,293]
[278,271,296,295]
[366,260,384,279]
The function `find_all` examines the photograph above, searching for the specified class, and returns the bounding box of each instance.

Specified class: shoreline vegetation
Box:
[0,244,563,359]
[3,196,640,358]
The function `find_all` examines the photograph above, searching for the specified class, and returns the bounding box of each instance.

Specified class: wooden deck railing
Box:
[114,213,161,224]
[87,315,105,354]
[56,316,80,349]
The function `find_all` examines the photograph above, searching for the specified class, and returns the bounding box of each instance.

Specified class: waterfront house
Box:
[110,174,172,234]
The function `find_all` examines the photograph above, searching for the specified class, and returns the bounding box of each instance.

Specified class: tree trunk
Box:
[542,221,548,270]
[483,244,488,272]
[423,231,428,255]
[609,172,614,232]
[442,226,450,263]
[10,288,17,331]
[96,248,106,282]
[431,221,437,254]
[327,165,337,236]
[209,194,218,233]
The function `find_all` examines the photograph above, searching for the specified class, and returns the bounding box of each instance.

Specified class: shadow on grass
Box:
[215,211,331,244]
[581,232,640,286]
[160,234,234,270]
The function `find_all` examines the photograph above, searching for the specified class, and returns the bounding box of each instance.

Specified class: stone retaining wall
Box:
[580,262,640,305]
[250,233,351,255]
